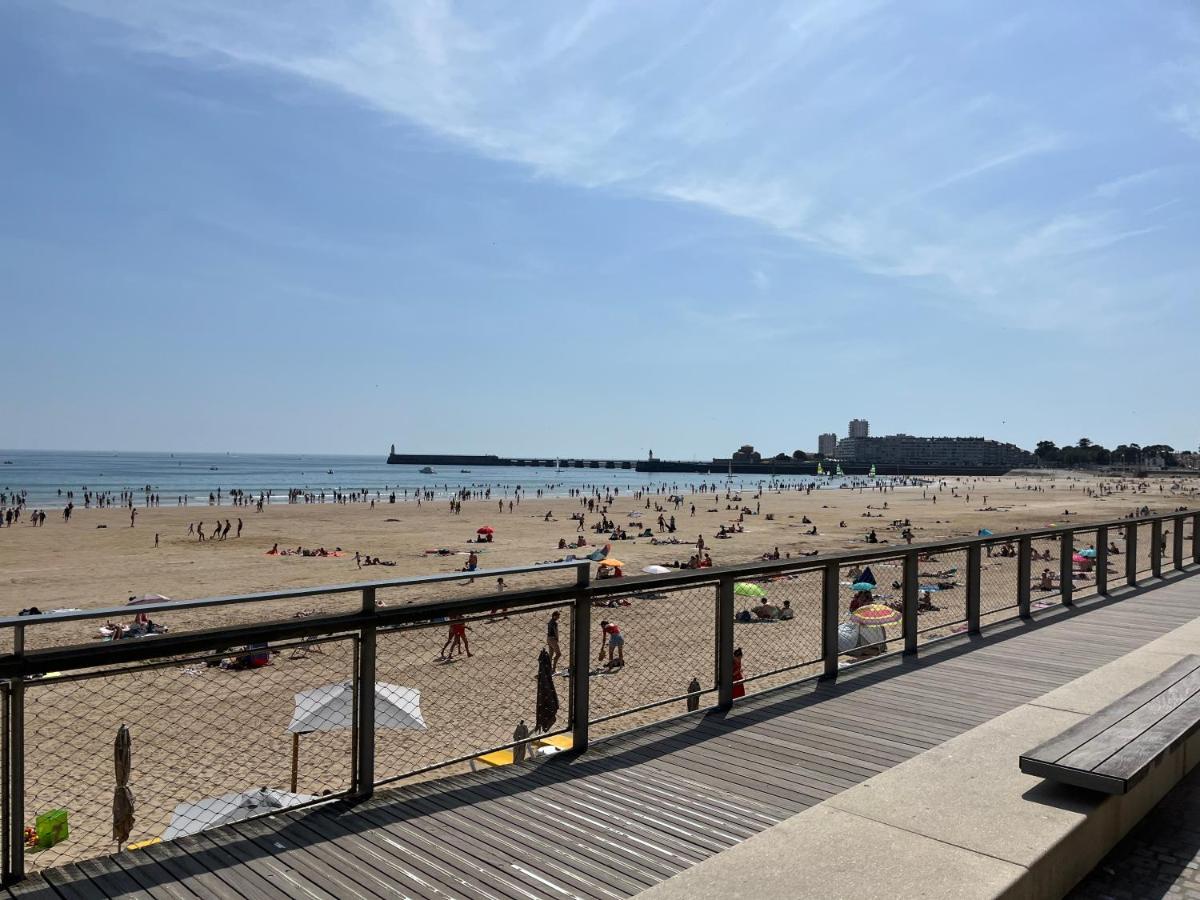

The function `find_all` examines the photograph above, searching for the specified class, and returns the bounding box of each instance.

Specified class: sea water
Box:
[0,450,841,507]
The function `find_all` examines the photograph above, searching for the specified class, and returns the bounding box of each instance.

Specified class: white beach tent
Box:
[287,681,427,791]
[163,788,315,840]
[287,681,427,734]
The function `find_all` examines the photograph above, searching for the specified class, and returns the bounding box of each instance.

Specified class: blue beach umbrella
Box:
[851,582,875,592]
[978,529,993,537]
[919,585,942,593]
[1079,548,1097,558]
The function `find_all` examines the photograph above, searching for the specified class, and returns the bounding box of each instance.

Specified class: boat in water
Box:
[419,466,435,474]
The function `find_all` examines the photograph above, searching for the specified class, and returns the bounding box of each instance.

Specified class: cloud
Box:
[56,0,1195,332]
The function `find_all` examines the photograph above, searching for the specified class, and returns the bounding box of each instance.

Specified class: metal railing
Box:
[0,511,1196,881]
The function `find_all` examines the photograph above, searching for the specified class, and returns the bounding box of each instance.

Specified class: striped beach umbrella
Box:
[851,604,902,626]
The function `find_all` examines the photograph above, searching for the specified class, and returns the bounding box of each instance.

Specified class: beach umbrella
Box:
[978,529,994,537]
[851,582,876,593]
[1072,553,1087,564]
[858,566,877,585]
[643,565,671,574]
[734,582,767,598]
[1079,548,1097,558]
[476,526,494,535]
[919,585,942,593]
[599,558,624,568]
[535,649,559,733]
[113,725,134,848]
[162,789,315,840]
[851,604,902,626]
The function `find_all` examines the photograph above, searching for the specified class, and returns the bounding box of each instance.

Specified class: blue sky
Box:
[2,1,1198,458]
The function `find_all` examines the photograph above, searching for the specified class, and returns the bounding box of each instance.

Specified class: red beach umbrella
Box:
[477,526,495,535]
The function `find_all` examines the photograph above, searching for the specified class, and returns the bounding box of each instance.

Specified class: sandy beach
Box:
[2,470,1197,868]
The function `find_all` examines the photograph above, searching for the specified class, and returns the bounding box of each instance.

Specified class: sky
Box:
[2,0,1198,459]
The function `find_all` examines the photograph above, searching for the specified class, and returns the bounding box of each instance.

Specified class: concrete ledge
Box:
[638,617,1200,900]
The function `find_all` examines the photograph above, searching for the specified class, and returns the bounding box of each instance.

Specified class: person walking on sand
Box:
[154,532,159,548]
[546,610,562,670]
[197,522,205,541]
[236,518,242,538]
[599,620,624,667]
[440,614,472,659]
[130,508,136,527]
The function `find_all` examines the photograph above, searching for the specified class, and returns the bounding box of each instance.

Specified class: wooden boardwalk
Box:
[10,573,1200,900]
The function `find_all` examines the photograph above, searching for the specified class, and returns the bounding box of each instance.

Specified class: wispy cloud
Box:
[58,0,1197,332]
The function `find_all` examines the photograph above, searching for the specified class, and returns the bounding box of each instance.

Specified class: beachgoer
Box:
[599,620,624,666]
[440,615,472,659]
[546,611,562,669]
[731,647,746,699]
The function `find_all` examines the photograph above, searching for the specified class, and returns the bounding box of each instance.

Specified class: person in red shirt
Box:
[599,620,624,666]
[732,647,746,699]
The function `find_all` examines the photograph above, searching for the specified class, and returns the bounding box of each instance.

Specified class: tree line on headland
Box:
[1034,439,1189,468]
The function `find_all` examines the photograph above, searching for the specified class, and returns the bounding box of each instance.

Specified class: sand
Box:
[1,470,1196,868]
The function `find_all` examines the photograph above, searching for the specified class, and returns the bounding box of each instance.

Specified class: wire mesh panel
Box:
[732,570,823,694]
[835,556,903,664]
[979,539,1020,621]
[1068,530,1101,603]
[1133,520,1156,576]
[588,581,718,727]
[373,600,573,783]
[915,548,968,640]
[23,634,357,871]
[1029,535,1062,612]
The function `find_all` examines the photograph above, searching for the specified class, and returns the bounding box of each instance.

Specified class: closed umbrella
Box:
[535,649,559,733]
[127,594,171,605]
[113,725,134,848]
[734,583,767,598]
[163,789,315,840]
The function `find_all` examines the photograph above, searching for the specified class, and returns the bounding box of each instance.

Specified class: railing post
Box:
[352,587,376,800]
[716,577,735,709]
[821,562,840,679]
[570,564,591,753]
[1060,529,1074,606]
[1096,525,1108,595]
[1126,523,1138,587]
[1193,513,1200,565]
[1,682,7,885]
[966,544,982,635]
[903,551,918,655]
[1151,519,1163,579]
[1173,515,1184,571]
[6,626,22,884]
[1018,535,1032,619]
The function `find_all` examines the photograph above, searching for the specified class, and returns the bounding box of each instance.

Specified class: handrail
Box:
[0,560,586,628]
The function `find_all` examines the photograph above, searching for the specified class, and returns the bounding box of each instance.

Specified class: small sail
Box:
[869,464,876,477]
[836,464,844,476]
[816,462,825,475]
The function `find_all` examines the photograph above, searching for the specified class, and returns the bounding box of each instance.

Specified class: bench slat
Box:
[1093,694,1200,783]
[1056,669,1200,771]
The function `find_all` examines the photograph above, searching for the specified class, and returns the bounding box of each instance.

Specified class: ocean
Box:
[0,450,835,507]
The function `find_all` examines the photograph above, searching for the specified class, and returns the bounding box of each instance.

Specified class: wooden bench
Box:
[1020,655,1200,794]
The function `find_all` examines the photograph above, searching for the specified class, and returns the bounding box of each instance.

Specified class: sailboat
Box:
[836,463,844,476]
[816,462,825,476]
[869,464,876,477]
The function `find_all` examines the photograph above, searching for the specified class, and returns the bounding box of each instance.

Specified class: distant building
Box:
[848,419,870,439]
[836,434,1034,468]
[818,433,838,458]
